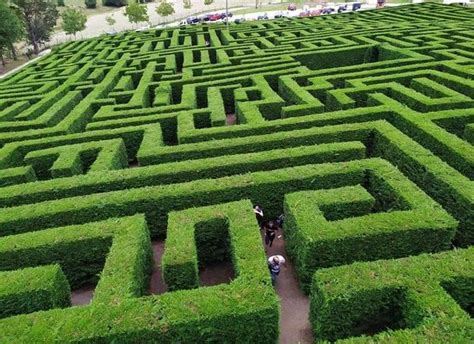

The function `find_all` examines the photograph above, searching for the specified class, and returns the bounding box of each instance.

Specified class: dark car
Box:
[338,4,348,13]
[200,14,212,22]
[257,13,269,20]
[221,12,233,18]
[352,2,362,10]
[234,17,246,24]
[288,3,297,11]
[321,7,335,14]
[274,13,287,19]
[186,16,200,24]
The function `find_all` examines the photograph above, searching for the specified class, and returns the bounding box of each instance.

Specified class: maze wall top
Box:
[0,2,473,342]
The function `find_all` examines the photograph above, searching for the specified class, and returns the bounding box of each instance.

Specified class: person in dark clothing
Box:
[264,220,278,247]
[253,205,264,229]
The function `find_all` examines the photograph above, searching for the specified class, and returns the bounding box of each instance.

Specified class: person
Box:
[276,213,284,229]
[268,255,286,286]
[253,205,264,229]
[264,221,278,247]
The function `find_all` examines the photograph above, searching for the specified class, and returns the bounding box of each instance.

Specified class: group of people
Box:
[253,205,286,286]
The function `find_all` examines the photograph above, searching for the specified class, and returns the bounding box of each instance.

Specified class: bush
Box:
[85,0,97,8]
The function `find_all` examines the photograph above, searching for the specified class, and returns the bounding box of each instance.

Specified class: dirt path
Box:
[261,228,313,344]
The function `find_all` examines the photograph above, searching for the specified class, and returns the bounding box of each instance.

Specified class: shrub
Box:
[85,0,97,8]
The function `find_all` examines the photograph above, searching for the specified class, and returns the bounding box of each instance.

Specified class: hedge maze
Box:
[0,2,473,342]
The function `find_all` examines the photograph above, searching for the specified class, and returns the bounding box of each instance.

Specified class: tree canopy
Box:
[156,0,174,18]
[0,0,24,63]
[13,0,59,55]
[62,7,87,37]
[124,1,149,25]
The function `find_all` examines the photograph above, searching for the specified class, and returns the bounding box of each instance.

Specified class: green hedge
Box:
[310,248,474,342]
[284,160,457,292]
[0,265,70,319]
[163,200,263,291]
[0,216,152,298]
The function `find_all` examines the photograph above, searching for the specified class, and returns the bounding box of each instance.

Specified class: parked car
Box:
[186,16,200,24]
[257,13,269,20]
[288,3,297,11]
[200,14,212,22]
[310,9,321,16]
[221,12,233,18]
[234,17,246,24]
[338,4,348,13]
[352,2,362,11]
[321,7,335,14]
[209,13,222,21]
[299,11,310,17]
[274,12,288,19]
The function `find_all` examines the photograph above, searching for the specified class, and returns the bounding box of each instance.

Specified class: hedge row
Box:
[311,248,474,342]
[0,265,70,319]
[0,210,278,343]
[162,200,267,291]
[284,160,457,292]
[23,138,128,179]
[0,215,152,301]
[0,141,364,207]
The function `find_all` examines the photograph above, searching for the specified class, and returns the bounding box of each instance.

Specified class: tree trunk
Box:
[32,40,39,55]
[0,53,5,67]
[9,44,18,61]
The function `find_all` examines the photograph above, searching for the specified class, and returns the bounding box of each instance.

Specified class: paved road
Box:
[50,0,256,45]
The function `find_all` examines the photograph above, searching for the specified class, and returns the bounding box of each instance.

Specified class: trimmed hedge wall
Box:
[284,160,457,292]
[310,248,474,342]
[0,265,70,319]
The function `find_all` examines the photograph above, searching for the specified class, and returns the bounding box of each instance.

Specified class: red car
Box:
[310,9,321,16]
[299,11,310,17]
[209,13,222,21]
[288,3,297,11]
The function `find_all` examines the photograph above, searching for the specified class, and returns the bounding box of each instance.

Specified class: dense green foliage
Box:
[0,3,472,342]
[311,248,474,342]
[61,8,87,37]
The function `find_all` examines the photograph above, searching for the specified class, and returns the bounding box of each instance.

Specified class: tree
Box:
[0,0,24,65]
[105,14,116,26]
[155,0,174,23]
[13,0,59,55]
[85,0,97,8]
[183,0,191,9]
[204,0,213,4]
[1,4,23,60]
[124,0,148,26]
[57,0,65,6]
[62,7,87,38]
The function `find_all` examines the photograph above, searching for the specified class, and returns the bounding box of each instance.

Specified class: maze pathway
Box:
[0,3,472,343]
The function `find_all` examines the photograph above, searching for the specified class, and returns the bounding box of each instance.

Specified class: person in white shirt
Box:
[253,205,264,229]
[267,255,286,286]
